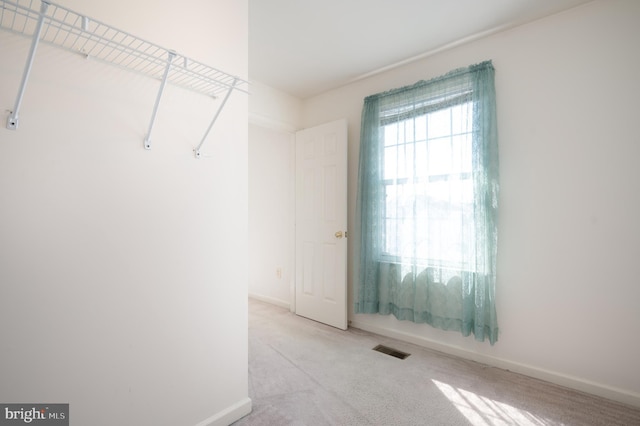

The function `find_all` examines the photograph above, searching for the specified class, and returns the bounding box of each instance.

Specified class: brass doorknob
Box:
[335,231,343,238]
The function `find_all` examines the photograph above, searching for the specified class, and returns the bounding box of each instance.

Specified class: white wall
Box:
[302,0,640,407]
[248,81,300,308]
[0,0,250,425]
[248,124,295,308]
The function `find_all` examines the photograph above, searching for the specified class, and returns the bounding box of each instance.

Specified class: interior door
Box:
[295,119,348,330]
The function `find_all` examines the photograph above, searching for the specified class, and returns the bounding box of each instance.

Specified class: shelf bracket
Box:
[194,78,238,159]
[6,0,49,130]
[144,50,176,150]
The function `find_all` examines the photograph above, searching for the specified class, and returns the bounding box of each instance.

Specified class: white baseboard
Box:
[194,397,252,426]
[349,319,640,409]
[249,292,291,310]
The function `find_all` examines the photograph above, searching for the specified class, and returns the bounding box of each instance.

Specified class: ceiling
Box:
[249,0,592,99]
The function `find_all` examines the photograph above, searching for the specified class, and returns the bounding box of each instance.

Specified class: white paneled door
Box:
[295,119,348,330]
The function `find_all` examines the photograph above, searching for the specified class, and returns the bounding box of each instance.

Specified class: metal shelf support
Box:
[194,77,238,159]
[144,50,175,150]
[6,0,49,130]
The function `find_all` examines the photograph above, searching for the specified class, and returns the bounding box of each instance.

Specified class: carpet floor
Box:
[233,299,640,425]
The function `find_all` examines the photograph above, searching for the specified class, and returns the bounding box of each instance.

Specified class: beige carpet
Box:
[233,299,640,425]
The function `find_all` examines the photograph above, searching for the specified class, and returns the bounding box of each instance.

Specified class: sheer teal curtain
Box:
[355,61,499,344]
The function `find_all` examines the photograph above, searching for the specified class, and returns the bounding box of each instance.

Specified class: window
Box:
[355,61,499,344]
[381,99,474,270]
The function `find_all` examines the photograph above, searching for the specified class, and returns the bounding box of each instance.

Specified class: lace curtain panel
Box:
[354,61,499,344]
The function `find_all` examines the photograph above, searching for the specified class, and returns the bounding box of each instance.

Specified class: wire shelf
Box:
[1,0,248,156]
[0,0,248,97]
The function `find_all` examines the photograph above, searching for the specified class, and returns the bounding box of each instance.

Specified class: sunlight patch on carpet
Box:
[432,379,550,426]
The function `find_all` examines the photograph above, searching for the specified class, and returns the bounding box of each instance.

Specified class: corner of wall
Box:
[248,80,302,131]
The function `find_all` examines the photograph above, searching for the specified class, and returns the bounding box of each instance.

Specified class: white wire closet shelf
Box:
[0,0,249,157]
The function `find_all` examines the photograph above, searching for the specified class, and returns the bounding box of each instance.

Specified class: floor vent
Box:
[372,344,410,360]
